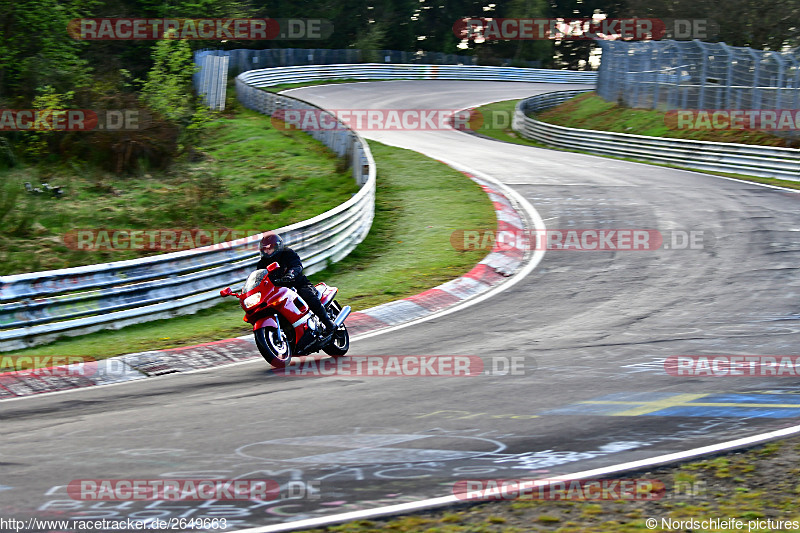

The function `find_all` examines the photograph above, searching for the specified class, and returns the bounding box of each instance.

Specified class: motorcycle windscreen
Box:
[242,269,269,293]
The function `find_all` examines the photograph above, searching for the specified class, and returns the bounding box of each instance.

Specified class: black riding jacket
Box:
[256,247,310,288]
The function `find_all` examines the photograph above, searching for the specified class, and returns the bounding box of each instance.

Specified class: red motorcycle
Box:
[220,262,351,367]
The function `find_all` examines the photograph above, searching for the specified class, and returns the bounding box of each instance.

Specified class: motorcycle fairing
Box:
[315,282,338,307]
[253,314,279,331]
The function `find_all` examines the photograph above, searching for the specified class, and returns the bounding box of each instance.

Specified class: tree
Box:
[547,0,626,70]
[140,31,209,151]
[621,0,800,50]
[353,22,388,61]
[488,0,555,66]
[0,0,94,104]
[141,35,195,123]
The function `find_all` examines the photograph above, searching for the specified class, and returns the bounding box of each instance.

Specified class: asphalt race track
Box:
[2,81,800,531]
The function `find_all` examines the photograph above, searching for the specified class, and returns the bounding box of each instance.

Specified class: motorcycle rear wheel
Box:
[255,326,293,368]
[322,300,350,356]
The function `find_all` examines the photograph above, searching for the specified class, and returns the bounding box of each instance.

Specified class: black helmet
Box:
[259,232,283,260]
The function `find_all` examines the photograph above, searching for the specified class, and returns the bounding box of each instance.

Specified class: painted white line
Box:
[455,94,799,193]
[230,98,800,533]
[232,422,800,533]
[574,151,800,193]
[505,183,633,186]
[692,170,800,192]
[7,85,798,533]
[497,130,800,193]
[349,155,547,342]
[0,162,545,402]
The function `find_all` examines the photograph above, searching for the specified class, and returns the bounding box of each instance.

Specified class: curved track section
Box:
[2,81,800,531]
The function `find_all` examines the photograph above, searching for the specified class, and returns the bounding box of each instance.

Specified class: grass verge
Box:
[0,103,357,276]
[472,97,800,191]
[4,141,495,359]
[536,92,798,148]
[294,436,800,532]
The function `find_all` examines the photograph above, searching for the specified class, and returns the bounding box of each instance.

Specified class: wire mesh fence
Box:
[194,53,229,110]
[597,40,800,139]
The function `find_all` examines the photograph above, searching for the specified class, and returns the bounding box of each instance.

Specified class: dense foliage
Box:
[0,0,795,170]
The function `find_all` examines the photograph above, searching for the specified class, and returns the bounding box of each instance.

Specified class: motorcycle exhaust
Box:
[332,305,351,329]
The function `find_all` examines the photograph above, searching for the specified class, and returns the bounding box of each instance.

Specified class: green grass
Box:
[321,142,495,310]
[288,439,800,533]
[473,99,544,148]
[536,92,797,148]
[4,141,495,359]
[472,97,800,191]
[0,104,357,275]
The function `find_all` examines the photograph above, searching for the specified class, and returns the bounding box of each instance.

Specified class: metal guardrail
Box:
[1,64,595,352]
[237,63,597,86]
[514,90,800,181]
[0,79,377,352]
[195,48,545,77]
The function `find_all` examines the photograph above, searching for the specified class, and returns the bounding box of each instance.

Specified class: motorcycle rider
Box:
[256,232,337,335]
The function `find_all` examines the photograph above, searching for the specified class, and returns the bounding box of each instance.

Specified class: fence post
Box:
[724,43,733,109]
[772,52,786,109]
[696,40,710,109]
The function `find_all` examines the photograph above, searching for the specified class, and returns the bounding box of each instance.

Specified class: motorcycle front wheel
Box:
[254,326,293,368]
[322,300,350,356]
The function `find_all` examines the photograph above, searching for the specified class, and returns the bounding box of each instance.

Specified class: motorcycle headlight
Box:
[243,292,262,309]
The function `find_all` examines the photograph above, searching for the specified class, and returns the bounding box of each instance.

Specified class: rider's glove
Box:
[275,274,295,286]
